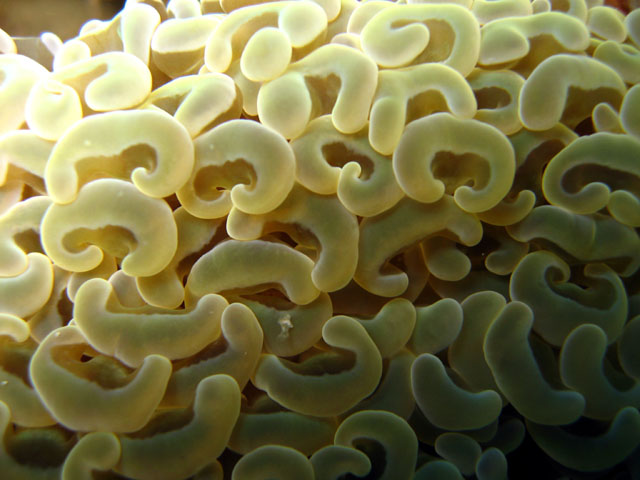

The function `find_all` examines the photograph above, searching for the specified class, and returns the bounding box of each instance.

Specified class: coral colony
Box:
[0,0,640,478]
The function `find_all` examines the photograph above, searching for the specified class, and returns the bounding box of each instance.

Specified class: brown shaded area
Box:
[124,407,195,439]
[12,229,44,256]
[0,0,124,41]
[280,348,357,375]
[562,86,623,130]
[0,337,36,386]
[406,89,450,124]
[62,225,138,259]
[305,73,341,118]
[605,0,632,14]
[431,151,490,194]
[474,87,511,110]
[322,142,375,180]
[193,159,257,200]
[388,19,454,65]
[74,143,158,189]
[6,426,75,468]
[52,344,136,389]
[512,139,566,203]
[561,163,640,197]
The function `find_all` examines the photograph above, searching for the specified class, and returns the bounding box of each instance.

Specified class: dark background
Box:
[0,0,126,40]
[0,0,635,43]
